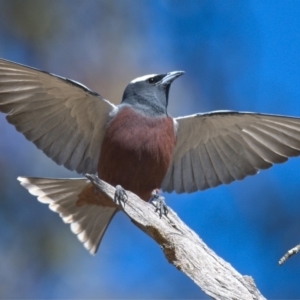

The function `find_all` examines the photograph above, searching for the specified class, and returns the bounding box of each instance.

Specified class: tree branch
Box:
[279,243,300,265]
[86,174,265,300]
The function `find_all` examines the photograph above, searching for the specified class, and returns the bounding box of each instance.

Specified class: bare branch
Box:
[279,243,300,265]
[86,174,266,300]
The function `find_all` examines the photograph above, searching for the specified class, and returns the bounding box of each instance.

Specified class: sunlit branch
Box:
[86,174,266,300]
[279,243,300,265]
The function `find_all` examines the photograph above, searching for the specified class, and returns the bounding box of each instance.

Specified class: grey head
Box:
[121,71,184,117]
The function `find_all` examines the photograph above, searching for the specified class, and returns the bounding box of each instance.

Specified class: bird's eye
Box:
[148,77,155,84]
[147,74,165,84]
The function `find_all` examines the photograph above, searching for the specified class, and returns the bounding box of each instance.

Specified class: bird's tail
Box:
[18,177,118,255]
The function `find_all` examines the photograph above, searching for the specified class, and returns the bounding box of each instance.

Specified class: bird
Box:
[1,58,300,255]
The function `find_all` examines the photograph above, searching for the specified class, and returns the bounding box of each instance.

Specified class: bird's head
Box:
[121,71,184,116]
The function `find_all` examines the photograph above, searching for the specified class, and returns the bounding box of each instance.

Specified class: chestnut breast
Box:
[98,107,176,200]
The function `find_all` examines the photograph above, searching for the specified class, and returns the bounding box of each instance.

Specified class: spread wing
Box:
[162,111,300,193]
[0,58,116,174]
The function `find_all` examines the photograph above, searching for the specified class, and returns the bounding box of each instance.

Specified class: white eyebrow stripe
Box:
[130,74,158,83]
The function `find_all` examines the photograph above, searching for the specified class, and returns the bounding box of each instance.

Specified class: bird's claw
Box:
[114,185,128,208]
[150,191,168,218]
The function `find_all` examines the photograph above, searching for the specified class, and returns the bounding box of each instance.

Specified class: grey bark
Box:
[279,243,300,265]
[86,174,266,300]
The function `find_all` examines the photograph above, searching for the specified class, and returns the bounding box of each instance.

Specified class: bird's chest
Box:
[98,107,176,200]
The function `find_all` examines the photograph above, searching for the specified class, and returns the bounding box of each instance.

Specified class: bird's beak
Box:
[160,71,185,85]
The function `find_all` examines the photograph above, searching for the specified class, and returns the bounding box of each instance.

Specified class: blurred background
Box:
[1,0,300,298]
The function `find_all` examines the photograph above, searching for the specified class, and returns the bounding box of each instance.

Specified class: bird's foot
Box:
[86,174,127,208]
[86,173,102,194]
[114,185,128,208]
[150,190,168,218]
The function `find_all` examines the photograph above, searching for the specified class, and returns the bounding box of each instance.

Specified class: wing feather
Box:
[173,160,184,193]
[0,58,116,174]
[162,111,300,193]
[181,151,197,193]
[210,138,236,182]
[190,147,209,190]
[206,139,233,185]
[198,143,221,188]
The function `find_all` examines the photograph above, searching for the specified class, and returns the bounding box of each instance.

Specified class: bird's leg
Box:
[114,185,128,208]
[149,189,169,218]
[85,174,127,208]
